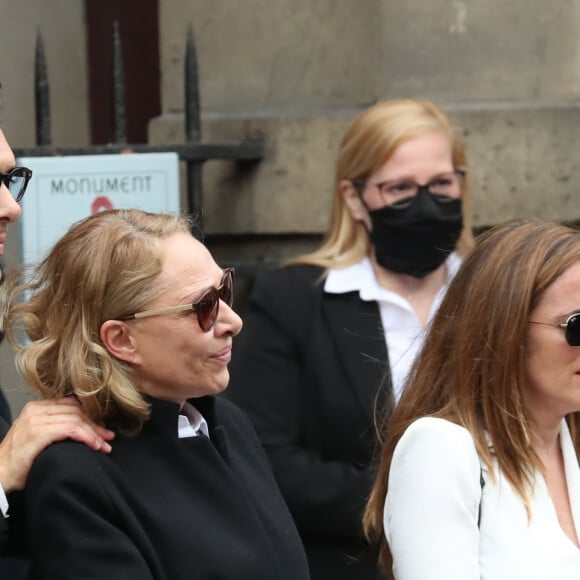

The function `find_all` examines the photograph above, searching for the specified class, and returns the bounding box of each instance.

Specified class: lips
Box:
[209,346,232,363]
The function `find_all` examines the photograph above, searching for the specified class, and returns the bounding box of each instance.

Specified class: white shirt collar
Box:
[324,253,462,302]
[177,401,209,439]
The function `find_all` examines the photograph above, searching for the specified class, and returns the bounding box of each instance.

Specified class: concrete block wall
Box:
[151,106,580,242]
[0,0,89,146]
[160,0,380,114]
[153,0,580,253]
[376,1,580,103]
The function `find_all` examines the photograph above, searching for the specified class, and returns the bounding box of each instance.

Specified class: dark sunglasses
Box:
[0,166,33,202]
[122,268,234,332]
[529,313,580,347]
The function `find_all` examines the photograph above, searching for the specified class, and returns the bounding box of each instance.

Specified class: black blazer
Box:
[228,265,390,580]
[24,396,309,580]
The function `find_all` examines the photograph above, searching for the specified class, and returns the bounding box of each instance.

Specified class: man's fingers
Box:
[95,425,116,441]
[19,414,113,453]
[28,419,113,453]
[13,401,115,453]
[19,400,115,435]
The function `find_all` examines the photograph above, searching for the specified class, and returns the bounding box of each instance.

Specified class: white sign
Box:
[19,153,180,265]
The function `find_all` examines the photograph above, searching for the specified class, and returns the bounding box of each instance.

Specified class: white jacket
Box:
[384,417,580,579]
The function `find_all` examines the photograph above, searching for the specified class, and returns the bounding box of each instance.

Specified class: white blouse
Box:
[384,417,580,580]
[324,254,461,402]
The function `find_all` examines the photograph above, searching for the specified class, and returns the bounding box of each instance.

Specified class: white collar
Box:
[177,401,209,439]
[324,253,461,302]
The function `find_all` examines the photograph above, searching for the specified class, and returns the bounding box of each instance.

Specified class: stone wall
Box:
[153,0,580,244]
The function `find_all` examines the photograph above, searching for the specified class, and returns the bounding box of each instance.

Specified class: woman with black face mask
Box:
[227,99,474,580]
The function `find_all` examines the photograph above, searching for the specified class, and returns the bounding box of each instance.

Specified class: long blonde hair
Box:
[363,220,580,576]
[292,99,473,269]
[3,209,195,435]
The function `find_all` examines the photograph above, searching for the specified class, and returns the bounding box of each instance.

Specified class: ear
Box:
[340,179,368,223]
[100,320,140,365]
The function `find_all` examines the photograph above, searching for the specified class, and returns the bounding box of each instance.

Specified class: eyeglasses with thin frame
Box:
[352,169,464,209]
[0,167,33,202]
[121,268,234,332]
[529,312,580,347]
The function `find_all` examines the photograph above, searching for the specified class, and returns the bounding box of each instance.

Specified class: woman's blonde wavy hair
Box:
[363,220,580,577]
[3,209,195,435]
[292,98,474,269]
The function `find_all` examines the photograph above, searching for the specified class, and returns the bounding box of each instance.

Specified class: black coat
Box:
[24,396,310,580]
[0,419,29,580]
[228,265,390,580]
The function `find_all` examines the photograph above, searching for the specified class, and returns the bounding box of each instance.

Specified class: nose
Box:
[0,182,22,223]
[216,300,243,337]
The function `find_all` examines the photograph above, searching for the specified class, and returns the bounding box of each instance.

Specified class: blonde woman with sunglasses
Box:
[2,209,309,580]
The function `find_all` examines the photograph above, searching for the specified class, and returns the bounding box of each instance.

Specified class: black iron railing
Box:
[14,24,265,233]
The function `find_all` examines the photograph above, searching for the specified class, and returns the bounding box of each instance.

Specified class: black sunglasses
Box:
[122,268,234,332]
[529,313,580,347]
[0,166,33,202]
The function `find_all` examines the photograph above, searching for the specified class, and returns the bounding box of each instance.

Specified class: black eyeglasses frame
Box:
[0,166,33,203]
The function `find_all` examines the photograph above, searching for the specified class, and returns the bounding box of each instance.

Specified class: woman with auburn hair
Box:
[2,209,309,580]
[228,99,473,579]
[364,220,580,579]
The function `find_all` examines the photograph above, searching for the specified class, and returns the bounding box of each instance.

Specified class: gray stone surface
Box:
[0,0,89,146]
[160,0,380,114]
[378,1,580,103]
[151,112,348,233]
[455,106,580,225]
[150,105,580,236]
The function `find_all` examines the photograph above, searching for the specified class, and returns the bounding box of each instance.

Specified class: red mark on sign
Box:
[91,196,113,214]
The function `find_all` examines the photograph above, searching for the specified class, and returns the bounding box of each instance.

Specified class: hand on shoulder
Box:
[0,398,115,492]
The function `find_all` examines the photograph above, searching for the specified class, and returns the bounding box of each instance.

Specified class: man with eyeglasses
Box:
[0,128,114,559]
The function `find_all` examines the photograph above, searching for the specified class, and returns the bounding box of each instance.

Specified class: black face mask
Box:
[365,188,463,278]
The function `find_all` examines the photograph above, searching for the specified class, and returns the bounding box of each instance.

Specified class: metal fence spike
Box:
[185,25,203,227]
[112,21,127,144]
[34,31,51,146]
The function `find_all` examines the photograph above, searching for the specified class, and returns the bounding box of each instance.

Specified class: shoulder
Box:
[386,417,482,530]
[28,439,106,488]
[248,265,325,323]
[385,424,483,578]
[391,417,480,477]
[24,440,115,530]
[253,264,324,296]
[397,417,476,453]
